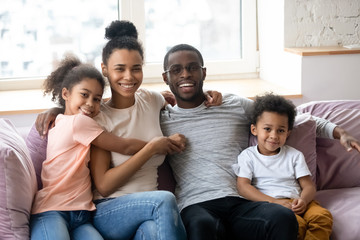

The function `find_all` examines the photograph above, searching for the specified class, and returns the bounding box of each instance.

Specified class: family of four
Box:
[31,20,360,240]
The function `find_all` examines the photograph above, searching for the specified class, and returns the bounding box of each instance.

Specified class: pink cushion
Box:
[25,124,47,190]
[0,119,37,239]
[315,187,360,240]
[297,100,360,189]
[249,113,317,183]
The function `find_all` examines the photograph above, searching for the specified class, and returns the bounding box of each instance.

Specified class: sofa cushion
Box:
[297,100,360,190]
[0,119,37,239]
[249,113,317,183]
[25,124,47,190]
[315,187,360,240]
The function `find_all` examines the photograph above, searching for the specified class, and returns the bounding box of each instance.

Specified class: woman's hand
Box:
[204,90,223,107]
[35,107,64,138]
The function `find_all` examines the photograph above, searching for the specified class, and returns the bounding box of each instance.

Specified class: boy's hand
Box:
[204,90,222,107]
[291,198,307,215]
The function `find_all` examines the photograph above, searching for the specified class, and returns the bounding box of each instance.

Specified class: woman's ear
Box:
[101,63,108,77]
[250,124,257,136]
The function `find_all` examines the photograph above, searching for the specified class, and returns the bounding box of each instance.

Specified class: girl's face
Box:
[251,111,291,156]
[102,49,143,99]
[62,78,103,118]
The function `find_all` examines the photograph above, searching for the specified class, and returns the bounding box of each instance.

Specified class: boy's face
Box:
[251,111,291,156]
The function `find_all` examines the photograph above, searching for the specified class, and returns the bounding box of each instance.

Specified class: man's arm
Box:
[313,116,360,152]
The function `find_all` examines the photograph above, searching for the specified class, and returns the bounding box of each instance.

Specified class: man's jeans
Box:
[31,210,103,240]
[93,191,186,240]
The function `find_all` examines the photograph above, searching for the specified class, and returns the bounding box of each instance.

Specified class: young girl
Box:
[30,55,186,240]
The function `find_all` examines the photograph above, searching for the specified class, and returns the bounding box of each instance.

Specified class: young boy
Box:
[232,93,333,240]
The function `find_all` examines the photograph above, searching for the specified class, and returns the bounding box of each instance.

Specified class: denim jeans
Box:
[93,191,186,240]
[30,210,103,240]
[181,196,298,240]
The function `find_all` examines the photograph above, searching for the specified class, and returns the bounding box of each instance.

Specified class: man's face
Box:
[162,50,206,108]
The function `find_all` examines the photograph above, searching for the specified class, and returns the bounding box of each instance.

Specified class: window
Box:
[0,0,257,90]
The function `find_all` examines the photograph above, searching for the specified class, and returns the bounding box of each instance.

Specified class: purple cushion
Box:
[0,119,37,239]
[249,113,317,183]
[315,187,360,240]
[157,158,176,193]
[297,100,360,189]
[25,124,47,190]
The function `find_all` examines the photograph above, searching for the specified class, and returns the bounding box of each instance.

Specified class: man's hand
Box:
[334,126,360,152]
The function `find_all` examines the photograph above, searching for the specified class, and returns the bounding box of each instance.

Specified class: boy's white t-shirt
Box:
[233,145,311,199]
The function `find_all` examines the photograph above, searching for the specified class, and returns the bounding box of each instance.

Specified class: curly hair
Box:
[163,44,204,71]
[43,55,105,107]
[251,92,297,130]
[102,20,144,65]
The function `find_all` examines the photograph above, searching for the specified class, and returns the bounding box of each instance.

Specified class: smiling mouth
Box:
[80,108,92,117]
[179,83,194,88]
[120,83,136,89]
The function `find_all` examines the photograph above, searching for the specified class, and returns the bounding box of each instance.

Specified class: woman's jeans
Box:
[30,210,103,240]
[93,191,186,240]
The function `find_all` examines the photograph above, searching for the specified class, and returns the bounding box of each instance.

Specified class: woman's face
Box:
[102,49,143,99]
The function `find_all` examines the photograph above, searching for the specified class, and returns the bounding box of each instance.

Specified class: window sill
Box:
[284,46,360,56]
[0,78,301,115]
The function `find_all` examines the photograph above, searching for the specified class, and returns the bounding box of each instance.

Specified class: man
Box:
[160,44,360,240]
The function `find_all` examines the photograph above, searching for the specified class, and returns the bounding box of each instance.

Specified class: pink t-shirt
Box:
[31,114,104,214]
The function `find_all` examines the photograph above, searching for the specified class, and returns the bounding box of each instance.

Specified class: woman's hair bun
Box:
[105,20,138,40]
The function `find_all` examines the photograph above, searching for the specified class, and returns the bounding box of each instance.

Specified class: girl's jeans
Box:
[93,190,186,240]
[30,210,103,240]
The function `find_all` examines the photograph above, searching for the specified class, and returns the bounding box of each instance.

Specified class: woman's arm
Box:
[35,107,64,137]
[90,134,186,197]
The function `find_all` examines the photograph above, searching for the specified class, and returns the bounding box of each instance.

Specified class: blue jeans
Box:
[93,191,186,240]
[30,210,103,240]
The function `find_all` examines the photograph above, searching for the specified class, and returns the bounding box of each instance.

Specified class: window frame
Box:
[0,0,258,90]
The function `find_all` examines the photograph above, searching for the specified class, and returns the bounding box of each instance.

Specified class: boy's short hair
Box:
[251,92,297,130]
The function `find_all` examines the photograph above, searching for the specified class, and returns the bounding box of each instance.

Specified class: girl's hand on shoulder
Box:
[204,90,223,107]
[148,135,186,155]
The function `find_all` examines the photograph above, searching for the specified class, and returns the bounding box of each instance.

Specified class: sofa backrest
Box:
[297,100,360,190]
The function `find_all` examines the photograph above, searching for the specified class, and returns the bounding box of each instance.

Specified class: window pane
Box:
[144,0,241,63]
[0,0,118,79]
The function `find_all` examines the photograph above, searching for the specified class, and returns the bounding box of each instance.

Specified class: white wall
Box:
[258,0,360,104]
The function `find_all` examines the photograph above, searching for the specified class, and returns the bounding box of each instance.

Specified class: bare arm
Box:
[92,132,147,155]
[333,126,360,152]
[90,134,186,197]
[292,175,316,215]
[35,107,64,137]
[236,177,292,209]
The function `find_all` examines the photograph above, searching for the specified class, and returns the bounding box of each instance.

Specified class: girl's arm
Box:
[237,177,293,209]
[91,132,147,155]
[292,175,316,215]
[90,134,186,197]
